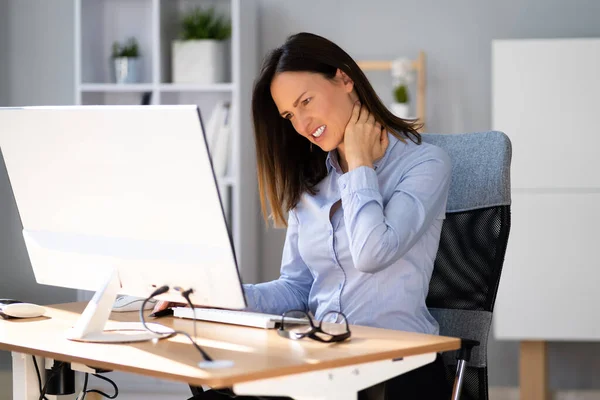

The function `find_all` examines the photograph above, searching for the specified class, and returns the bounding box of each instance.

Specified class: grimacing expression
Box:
[270,70,356,152]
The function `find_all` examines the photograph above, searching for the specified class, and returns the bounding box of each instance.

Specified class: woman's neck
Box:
[336,144,348,173]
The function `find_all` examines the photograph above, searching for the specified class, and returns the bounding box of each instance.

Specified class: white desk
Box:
[1,303,460,400]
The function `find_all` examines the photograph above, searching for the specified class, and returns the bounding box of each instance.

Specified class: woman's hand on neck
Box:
[338,102,388,174]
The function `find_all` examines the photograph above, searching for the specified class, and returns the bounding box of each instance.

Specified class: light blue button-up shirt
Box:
[243,132,451,334]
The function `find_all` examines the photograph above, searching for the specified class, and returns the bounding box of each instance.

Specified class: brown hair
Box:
[252,32,422,227]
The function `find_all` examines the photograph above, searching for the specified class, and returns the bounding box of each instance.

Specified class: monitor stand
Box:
[66,269,175,343]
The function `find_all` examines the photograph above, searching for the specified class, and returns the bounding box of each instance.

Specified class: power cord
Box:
[140,285,214,362]
[80,373,88,400]
[31,357,64,400]
[180,288,244,398]
[32,356,49,400]
[79,372,118,400]
[113,295,156,309]
[181,288,198,340]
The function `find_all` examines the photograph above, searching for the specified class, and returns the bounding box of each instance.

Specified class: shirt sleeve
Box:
[338,146,451,274]
[243,209,313,315]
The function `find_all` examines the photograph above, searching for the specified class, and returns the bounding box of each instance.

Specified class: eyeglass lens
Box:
[282,310,312,334]
[319,311,348,336]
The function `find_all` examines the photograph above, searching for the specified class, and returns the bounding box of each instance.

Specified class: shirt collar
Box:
[325,150,342,174]
[325,131,401,173]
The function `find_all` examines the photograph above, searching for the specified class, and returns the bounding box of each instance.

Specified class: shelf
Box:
[159,83,234,93]
[80,83,154,92]
[78,83,234,93]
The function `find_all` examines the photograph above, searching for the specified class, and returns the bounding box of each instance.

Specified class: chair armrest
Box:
[457,338,480,363]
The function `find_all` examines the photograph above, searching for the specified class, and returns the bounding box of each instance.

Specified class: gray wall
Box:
[4,0,75,106]
[0,0,8,106]
[0,0,77,370]
[257,0,600,390]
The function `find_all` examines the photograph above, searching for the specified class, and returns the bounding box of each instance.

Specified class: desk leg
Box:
[520,341,548,400]
[11,353,83,400]
[11,353,44,400]
[232,352,436,400]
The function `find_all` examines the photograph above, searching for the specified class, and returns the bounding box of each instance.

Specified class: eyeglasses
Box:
[278,310,351,343]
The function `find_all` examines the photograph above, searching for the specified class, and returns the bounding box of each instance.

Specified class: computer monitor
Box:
[0,105,245,343]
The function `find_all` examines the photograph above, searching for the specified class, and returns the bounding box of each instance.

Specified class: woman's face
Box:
[270,70,356,152]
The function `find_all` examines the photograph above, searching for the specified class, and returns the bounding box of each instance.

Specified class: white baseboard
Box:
[490,387,520,400]
[490,386,600,400]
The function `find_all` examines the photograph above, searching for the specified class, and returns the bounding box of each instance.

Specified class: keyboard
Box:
[172,307,285,329]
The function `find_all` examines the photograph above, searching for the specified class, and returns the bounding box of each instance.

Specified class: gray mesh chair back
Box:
[422,131,512,400]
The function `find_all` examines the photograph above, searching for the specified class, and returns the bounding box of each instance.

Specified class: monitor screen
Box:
[0,105,245,311]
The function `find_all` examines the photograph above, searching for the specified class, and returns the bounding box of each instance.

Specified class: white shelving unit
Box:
[73,0,260,284]
[72,0,259,396]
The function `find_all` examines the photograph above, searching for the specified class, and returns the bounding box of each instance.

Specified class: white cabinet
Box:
[492,38,600,399]
[492,38,600,341]
[492,38,600,190]
[74,0,260,286]
[496,192,600,340]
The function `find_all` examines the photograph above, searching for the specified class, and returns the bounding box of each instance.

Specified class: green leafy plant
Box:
[112,37,140,58]
[180,7,231,40]
[393,84,409,104]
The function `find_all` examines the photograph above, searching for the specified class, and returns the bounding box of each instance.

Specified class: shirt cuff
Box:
[338,166,379,195]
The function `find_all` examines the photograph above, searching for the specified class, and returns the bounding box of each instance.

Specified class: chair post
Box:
[451,359,467,400]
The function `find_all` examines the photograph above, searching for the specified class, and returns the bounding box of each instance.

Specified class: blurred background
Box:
[1,0,600,399]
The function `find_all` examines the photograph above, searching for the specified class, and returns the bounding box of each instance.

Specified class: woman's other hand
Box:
[343,102,389,171]
[151,300,187,315]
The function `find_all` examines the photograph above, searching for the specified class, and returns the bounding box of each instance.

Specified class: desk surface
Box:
[0,303,460,388]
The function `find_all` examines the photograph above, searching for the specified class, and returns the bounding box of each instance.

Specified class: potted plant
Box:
[172,7,232,84]
[389,58,413,119]
[391,83,410,119]
[111,37,140,84]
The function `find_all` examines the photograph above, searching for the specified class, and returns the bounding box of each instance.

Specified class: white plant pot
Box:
[112,57,139,84]
[390,102,410,119]
[172,40,227,84]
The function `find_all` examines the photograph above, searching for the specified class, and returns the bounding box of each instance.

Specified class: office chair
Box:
[423,131,512,400]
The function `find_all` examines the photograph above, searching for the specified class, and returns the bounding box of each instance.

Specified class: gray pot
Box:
[112,57,139,84]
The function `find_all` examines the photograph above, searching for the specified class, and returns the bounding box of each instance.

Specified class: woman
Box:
[190,32,452,400]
